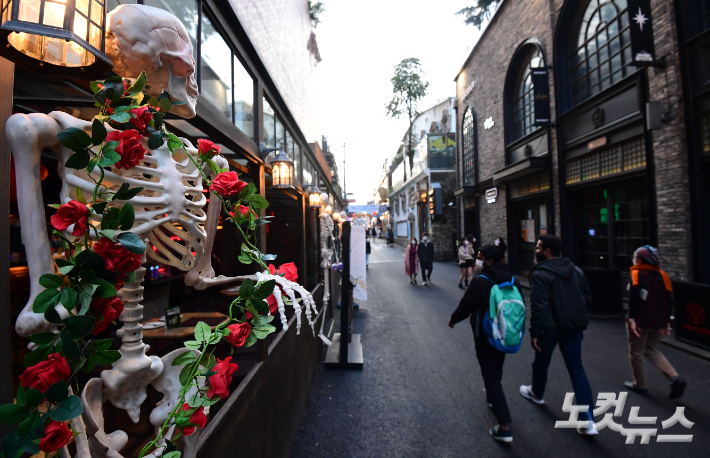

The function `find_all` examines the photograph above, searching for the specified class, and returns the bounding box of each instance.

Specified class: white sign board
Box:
[350,225,367,301]
[485,187,498,203]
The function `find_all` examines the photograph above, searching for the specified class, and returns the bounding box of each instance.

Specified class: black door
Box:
[510,196,550,275]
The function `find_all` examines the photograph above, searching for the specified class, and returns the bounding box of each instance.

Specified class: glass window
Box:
[275,116,284,149]
[568,0,631,108]
[263,97,275,147]
[144,0,197,60]
[293,143,301,182]
[200,13,232,120]
[234,55,254,138]
[303,159,313,186]
[462,108,475,185]
[512,48,544,142]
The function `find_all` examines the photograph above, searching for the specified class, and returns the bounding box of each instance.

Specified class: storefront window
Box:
[144,0,196,60]
[513,48,544,141]
[303,159,313,186]
[234,55,254,138]
[275,116,284,148]
[263,97,275,147]
[200,13,232,120]
[294,143,302,182]
[568,0,631,107]
[462,107,475,185]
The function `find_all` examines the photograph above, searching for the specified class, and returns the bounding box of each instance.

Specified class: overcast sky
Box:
[312,1,484,205]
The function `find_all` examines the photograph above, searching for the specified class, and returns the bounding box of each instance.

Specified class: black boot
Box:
[670,376,686,400]
[458,283,464,290]
[464,279,469,287]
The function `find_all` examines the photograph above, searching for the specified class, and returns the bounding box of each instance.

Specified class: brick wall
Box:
[230,0,319,141]
[431,222,457,262]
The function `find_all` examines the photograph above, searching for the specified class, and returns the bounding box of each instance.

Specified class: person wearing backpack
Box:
[519,235,598,436]
[448,245,525,443]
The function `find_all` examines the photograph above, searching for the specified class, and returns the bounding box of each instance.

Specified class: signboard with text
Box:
[627,0,656,66]
[674,281,710,351]
[532,68,550,125]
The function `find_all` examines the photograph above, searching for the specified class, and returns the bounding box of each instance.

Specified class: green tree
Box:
[308,1,326,28]
[385,58,429,179]
[456,1,499,29]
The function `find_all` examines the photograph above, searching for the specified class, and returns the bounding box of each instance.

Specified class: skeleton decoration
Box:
[6,5,316,458]
[319,193,335,304]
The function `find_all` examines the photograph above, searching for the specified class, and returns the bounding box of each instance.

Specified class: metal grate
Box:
[510,171,551,198]
[700,114,710,155]
[622,137,646,171]
[600,145,622,176]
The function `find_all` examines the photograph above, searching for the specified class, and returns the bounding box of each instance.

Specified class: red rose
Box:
[206,356,239,399]
[51,200,89,236]
[197,139,221,161]
[89,296,124,335]
[128,106,153,132]
[93,237,142,281]
[225,322,251,347]
[105,129,146,170]
[39,420,72,453]
[178,403,207,436]
[209,172,247,197]
[265,262,298,314]
[19,353,70,393]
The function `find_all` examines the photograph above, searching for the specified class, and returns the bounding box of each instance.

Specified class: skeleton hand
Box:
[253,271,317,336]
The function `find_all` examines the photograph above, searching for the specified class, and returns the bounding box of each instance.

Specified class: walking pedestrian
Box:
[495,237,507,261]
[467,234,478,278]
[519,235,598,436]
[418,232,435,285]
[458,237,474,289]
[366,238,371,270]
[405,237,418,284]
[449,245,520,443]
[625,245,686,399]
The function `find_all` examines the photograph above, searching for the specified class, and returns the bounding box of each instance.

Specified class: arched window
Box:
[568,0,632,107]
[512,48,544,141]
[462,108,475,185]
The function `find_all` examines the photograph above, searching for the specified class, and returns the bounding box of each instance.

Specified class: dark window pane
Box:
[201,14,232,120]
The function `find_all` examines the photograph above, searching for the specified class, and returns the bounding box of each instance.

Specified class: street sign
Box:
[485,187,498,203]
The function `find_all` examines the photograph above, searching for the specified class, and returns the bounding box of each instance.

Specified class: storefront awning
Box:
[492,156,550,185]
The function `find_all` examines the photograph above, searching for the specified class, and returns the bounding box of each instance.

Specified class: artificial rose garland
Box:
[51,200,89,236]
[19,353,70,393]
[89,296,125,335]
[178,403,207,436]
[105,129,146,169]
[209,171,247,197]
[128,106,153,132]
[225,322,251,347]
[197,139,221,161]
[206,356,239,399]
[39,420,73,453]
[93,237,142,281]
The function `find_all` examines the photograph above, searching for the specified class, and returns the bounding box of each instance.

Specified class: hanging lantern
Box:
[308,183,322,208]
[269,149,294,189]
[332,211,340,221]
[0,0,112,78]
[325,204,332,214]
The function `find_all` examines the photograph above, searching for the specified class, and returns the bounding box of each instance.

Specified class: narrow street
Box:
[292,238,710,457]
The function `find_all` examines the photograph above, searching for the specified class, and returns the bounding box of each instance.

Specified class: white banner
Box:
[350,225,367,301]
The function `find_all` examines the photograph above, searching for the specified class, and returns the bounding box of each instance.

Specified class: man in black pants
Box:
[448,245,518,443]
[418,232,435,285]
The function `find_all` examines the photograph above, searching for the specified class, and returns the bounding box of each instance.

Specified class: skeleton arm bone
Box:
[6,113,83,336]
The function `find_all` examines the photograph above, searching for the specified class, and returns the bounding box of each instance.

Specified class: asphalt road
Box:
[291,238,710,457]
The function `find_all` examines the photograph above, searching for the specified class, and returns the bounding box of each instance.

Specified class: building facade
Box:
[455,0,704,286]
[389,98,457,259]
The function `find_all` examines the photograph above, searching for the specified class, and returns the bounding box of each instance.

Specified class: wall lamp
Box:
[260,142,294,189]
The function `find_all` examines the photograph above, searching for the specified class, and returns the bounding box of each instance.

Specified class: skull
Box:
[106,4,198,118]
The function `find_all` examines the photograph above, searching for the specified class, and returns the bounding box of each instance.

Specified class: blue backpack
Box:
[479,275,526,353]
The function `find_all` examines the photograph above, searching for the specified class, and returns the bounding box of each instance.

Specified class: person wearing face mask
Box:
[405,237,419,284]
[418,232,435,285]
[449,245,519,443]
[519,235,598,436]
[625,245,685,399]
[458,237,474,289]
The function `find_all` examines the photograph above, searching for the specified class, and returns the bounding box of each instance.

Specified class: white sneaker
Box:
[519,385,545,405]
[577,420,599,436]
[422,281,428,286]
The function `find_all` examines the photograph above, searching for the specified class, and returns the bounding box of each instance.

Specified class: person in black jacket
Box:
[418,232,435,285]
[519,235,598,436]
[449,245,518,443]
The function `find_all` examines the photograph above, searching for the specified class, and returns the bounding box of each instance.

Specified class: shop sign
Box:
[627,0,656,66]
[485,187,498,203]
[674,281,710,351]
[484,117,495,130]
[532,68,550,125]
